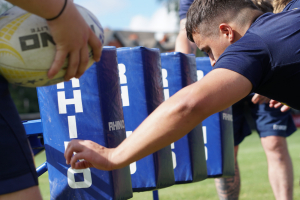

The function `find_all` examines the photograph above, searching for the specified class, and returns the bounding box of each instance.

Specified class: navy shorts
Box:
[233,95,297,146]
[0,76,38,195]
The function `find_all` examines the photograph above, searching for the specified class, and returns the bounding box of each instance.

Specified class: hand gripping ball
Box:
[0,5,104,87]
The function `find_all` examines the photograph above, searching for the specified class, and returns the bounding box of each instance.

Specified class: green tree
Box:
[157,0,179,13]
[9,85,40,114]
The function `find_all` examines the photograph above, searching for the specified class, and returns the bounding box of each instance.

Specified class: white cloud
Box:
[74,0,129,17]
[128,7,179,32]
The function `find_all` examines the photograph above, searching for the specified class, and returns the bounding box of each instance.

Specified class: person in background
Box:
[176,0,295,199]
[0,0,102,199]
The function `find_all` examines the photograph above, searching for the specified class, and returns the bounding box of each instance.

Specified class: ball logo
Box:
[0,6,104,87]
[0,13,52,87]
[0,13,30,65]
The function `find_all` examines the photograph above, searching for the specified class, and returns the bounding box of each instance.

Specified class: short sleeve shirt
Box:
[214,9,300,110]
[283,0,300,11]
[179,0,193,20]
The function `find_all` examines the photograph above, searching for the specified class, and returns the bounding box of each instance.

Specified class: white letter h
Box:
[57,90,83,114]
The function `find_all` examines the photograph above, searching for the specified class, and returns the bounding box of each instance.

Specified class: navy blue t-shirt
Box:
[283,0,300,11]
[179,0,300,20]
[214,9,300,109]
[179,0,193,20]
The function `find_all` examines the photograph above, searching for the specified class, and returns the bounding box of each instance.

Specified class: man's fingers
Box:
[269,100,290,112]
[269,99,277,108]
[281,105,291,112]
[64,140,83,164]
[273,102,282,108]
[76,44,90,79]
[88,29,102,62]
[65,51,80,81]
[74,160,94,169]
[48,50,68,79]
[252,94,270,104]
[70,152,86,169]
[251,94,259,104]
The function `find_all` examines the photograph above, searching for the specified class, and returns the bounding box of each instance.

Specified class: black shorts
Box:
[233,95,296,146]
[0,76,38,195]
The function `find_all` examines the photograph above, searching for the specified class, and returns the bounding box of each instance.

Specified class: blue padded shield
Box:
[117,46,175,192]
[160,52,207,183]
[196,57,235,177]
[37,46,132,200]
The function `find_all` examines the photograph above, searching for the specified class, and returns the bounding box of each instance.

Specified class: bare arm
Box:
[7,0,102,80]
[65,68,252,170]
[175,18,197,54]
[7,0,69,19]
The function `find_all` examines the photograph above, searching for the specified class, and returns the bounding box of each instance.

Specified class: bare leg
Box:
[0,186,42,200]
[215,146,240,200]
[261,136,293,200]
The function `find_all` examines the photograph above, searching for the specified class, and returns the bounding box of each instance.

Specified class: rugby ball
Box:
[0,5,104,87]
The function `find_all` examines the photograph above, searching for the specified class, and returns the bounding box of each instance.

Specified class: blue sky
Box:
[74,0,179,32]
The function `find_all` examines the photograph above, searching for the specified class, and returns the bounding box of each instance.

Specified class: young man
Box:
[0,0,102,199]
[176,0,295,199]
[65,1,300,200]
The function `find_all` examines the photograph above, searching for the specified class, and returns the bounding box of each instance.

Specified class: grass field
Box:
[35,129,300,200]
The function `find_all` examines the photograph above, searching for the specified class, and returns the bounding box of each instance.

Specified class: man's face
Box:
[192,32,231,66]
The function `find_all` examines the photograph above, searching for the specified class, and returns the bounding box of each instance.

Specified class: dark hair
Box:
[252,0,273,13]
[273,0,291,13]
[186,0,259,42]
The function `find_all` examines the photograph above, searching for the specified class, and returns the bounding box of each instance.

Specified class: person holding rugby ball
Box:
[0,0,101,199]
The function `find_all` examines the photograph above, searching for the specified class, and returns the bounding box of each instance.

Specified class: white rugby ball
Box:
[0,5,104,87]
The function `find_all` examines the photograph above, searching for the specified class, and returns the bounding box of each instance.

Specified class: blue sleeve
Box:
[283,0,300,11]
[179,0,194,20]
[213,34,270,91]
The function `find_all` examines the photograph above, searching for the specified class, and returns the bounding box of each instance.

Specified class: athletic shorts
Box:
[0,75,38,195]
[233,94,297,146]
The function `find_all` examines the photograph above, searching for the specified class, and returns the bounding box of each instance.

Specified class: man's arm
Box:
[64,68,252,170]
[7,0,102,81]
[175,18,197,54]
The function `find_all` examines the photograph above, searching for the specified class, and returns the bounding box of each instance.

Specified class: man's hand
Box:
[269,100,290,112]
[47,1,102,81]
[251,93,270,104]
[7,0,102,81]
[64,140,114,170]
[252,93,290,112]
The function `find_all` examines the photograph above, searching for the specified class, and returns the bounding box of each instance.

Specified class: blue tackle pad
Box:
[37,46,133,200]
[196,57,235,177]
[161,52,207,183]
[117,46,175,192]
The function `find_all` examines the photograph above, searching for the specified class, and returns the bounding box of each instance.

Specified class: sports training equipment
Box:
[0,5,104,87]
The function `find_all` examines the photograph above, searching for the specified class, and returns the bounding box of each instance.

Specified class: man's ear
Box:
[219,23,234,42]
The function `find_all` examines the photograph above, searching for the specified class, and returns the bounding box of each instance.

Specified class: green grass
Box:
[35,129,300,199]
